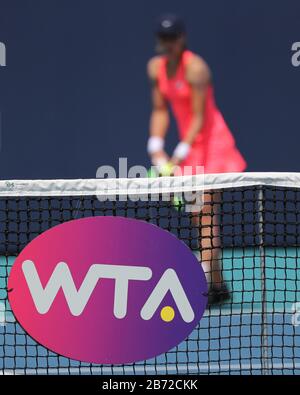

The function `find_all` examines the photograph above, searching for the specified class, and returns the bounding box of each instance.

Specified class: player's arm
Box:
[171,56,211,165]
[147,57,170,166]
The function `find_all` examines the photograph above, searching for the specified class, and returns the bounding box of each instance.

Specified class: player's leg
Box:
[192,191,230,305]
[199,191,222,283]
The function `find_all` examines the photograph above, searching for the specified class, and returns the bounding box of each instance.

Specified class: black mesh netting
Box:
[0,185,300,374]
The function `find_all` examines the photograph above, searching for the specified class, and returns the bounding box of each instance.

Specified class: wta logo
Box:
[8,216,207,364]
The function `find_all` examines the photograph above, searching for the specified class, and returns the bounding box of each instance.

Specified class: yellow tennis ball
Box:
[173,195,183,210]
[159,162,174,177]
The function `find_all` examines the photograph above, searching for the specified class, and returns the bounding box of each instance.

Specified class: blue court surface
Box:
[1,248,300,375]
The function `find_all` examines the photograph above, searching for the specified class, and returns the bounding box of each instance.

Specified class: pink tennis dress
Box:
[157,50,247,174]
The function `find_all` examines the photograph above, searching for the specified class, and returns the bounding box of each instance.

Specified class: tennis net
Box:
[1,172,300,375]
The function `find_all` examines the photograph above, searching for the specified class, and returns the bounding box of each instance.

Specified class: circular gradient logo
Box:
[8,216,207,364]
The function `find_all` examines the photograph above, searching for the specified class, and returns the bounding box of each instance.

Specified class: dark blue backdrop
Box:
[0,0,299,179]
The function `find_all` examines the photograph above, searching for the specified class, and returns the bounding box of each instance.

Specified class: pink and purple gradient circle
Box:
[8,216,207,364]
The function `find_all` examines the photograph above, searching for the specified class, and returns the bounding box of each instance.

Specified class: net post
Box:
[258,186,270,374]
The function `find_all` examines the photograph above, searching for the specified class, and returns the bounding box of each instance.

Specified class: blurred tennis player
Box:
[147,14,247,305]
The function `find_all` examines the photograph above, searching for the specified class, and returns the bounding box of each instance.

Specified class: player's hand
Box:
[151,150,170,167]
[170,156,182,167]
[171,142,191,167]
